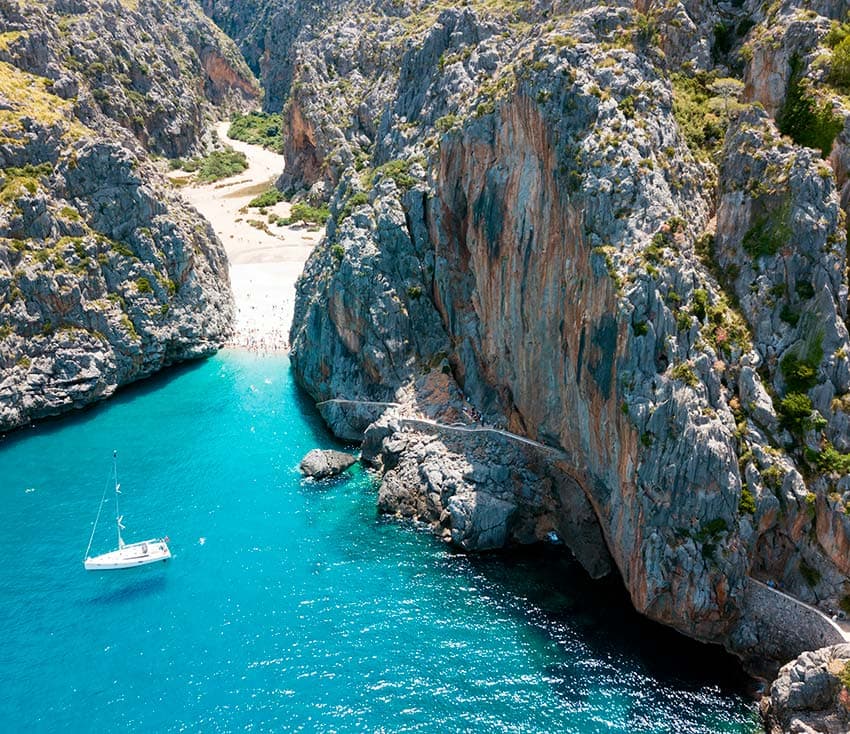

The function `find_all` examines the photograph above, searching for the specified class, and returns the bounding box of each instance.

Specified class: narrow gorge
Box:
[3,0,850,731]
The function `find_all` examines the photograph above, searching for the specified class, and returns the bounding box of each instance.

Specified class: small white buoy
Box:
[199,537,206,546]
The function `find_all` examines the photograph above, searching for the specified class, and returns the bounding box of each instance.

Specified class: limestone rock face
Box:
[282,0,850,672]
[763,644,850,734]
[0,0,253,431]
[299,448,357,479]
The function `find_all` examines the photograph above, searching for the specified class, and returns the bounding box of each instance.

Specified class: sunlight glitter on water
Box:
[0,352,760,733]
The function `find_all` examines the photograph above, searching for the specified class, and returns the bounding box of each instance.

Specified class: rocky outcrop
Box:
[0,0,254,431]
[762,644,850,734]
[299,448,357,478]
[285,0,850,677]
[0,0,258,158]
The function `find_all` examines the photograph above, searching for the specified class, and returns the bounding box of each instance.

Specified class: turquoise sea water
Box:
[0,352,760,733]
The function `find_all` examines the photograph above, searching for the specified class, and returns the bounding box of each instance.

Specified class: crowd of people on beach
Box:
[225,294,293,353]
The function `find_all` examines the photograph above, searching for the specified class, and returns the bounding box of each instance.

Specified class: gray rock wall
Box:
[735,579,846,674]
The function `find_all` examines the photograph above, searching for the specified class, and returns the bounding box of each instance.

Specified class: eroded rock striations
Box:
[277,0,850,678]
[0,0,258,431]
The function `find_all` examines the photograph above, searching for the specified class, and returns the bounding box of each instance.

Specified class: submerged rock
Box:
[299,449,357,479]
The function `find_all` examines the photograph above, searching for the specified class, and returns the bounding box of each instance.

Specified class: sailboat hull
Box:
[84,539,171,571]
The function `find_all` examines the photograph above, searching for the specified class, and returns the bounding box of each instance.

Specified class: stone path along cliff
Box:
[179,122,318,351]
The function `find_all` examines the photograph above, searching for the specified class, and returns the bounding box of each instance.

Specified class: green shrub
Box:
[337,191,370,223]
[670,72,726,160]
[196,148,248,183]
[815,442,850,474]
[670,361,699,387]
[778,56,843,158]
[136,277,152,293]
[112,241,135,258]
[781,340,822,392]
[692,289,709,321]
[248,188,284,208]
[373,159,416,190]
[778,392,814,433]
[632,321,649,336]
[288,202,329,225]
[761,465,784,490]
[227,111,283,152]
[829,35,850,91]
[780,303,800,326]
[795,281,815,300]
[406,285,422,299]
[435,114,460,132]
[739,487,756,515]
[840,661,850,691]
[742,203,791,258]
[331,244,344,261]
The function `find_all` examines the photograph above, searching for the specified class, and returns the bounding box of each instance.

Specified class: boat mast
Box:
[113,450,124,549]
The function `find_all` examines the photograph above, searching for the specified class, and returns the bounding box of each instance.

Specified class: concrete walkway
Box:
[313,398,572,458]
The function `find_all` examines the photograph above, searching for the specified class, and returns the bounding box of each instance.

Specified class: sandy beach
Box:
[178,121,320,352]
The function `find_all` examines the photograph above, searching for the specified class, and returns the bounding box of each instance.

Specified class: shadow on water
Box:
[86,571,168,606]
[461,545,759,699]
[289,378,361,451]
[0,357,210,450]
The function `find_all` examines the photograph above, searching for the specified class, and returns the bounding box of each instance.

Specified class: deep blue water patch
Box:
[0,351,760,732]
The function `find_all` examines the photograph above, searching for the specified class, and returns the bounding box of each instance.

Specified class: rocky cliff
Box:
[280,0,850,676]
[0,0,258,431]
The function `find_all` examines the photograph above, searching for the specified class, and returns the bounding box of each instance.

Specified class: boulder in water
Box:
[299,449,357,479]
[762,643,850,733]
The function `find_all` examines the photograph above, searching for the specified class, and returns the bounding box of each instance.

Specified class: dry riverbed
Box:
[175,121,319,352]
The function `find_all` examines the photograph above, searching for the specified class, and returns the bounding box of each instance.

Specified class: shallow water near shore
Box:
[0,351,760,732]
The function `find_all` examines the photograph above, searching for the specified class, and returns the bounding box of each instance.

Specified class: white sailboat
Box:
[83,451,171,571]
